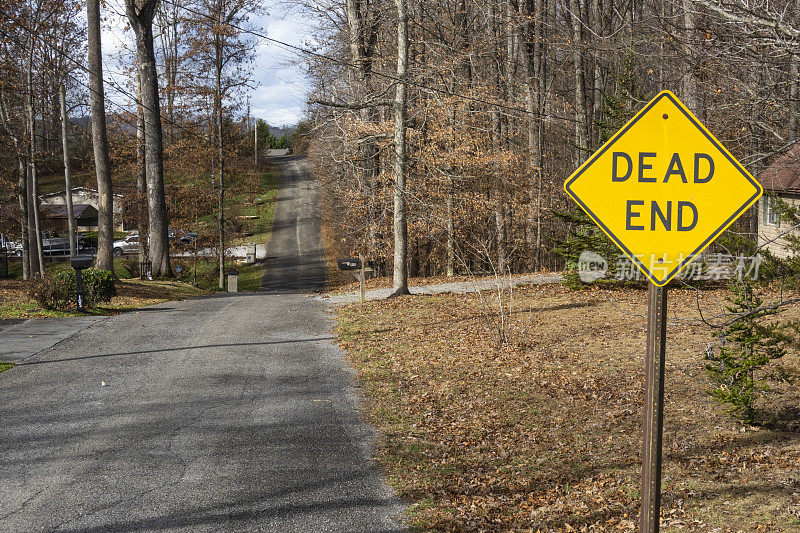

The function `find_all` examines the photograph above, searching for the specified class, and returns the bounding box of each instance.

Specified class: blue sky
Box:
[101,1,314,127]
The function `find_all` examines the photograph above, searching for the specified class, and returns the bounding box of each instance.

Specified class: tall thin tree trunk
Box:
[346,0,380,264]
[26,167,41,275]
[136,70,148,268]
[446,107,456,277]
[60,85,76,257]
[790,53,799,143]
[390,0,410,296]
[26,39,44,277]
[521,0,547,270]
[569,0,587,156]
[17,158,30,280]
[681,0,698,113]
[88,0,114,272]
[488,2,506,273]
[215,36,225,290]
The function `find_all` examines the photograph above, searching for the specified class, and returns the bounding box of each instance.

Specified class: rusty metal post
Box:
[641,282,667,532]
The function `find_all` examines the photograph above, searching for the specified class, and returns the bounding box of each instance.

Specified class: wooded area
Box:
[2,0,799,291]
[0,0,268,287]
[303,0,800,288]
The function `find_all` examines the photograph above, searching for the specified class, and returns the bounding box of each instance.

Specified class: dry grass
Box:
[337,284,800,531]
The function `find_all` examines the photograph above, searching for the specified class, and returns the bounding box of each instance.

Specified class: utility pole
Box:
[59,85,76,257]
[254,118,258,165]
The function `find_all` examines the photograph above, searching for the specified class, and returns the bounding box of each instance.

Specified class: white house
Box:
[756,144,800,258]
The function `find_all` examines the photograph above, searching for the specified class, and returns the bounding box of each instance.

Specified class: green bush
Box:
[27,268,116,310]
[78,268,117,306]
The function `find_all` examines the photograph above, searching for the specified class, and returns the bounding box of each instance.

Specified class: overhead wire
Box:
[0,0,583,155]
[157,0,582,125]
[0,5,218,147]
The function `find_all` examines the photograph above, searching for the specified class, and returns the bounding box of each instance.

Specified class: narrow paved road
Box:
[0,156,402,532]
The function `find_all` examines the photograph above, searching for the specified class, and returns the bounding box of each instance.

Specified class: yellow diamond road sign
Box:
[564,90,763,286]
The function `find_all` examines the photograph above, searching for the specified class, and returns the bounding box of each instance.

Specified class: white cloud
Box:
[249,4,315,125]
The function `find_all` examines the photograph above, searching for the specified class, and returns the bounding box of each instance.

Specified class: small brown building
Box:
[756,144,800,258]
[40,204,99,232]
[39,187,125,230]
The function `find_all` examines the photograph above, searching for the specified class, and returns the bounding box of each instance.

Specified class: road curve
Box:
[0,155,402,532]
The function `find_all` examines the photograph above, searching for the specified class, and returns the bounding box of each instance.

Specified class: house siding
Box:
[758,194,800,258]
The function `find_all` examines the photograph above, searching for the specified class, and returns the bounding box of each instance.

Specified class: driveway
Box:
[0,155,402,532]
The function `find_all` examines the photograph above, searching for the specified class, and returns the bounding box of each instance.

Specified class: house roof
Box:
[40,204,97,219]
[758,143,800,193]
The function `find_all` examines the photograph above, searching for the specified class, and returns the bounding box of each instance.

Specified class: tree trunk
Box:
[790,53,799,143]
[569,0,588,156]
[17,158,30,280]
[26,166,40,276]
[26,38,44,277]
[88,0,114,272]
[446,108,456,277]
[216,52,225,290]
[127,0,171,278]
[390,0,410,296]
[681,0,699,113]
[488,2,506,273]
[521,0,547,271]
[346,0,380,262]
[136,70,149,268]
[59,85,76,257]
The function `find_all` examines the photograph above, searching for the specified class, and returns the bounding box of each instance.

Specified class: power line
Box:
[158,0,580,125]
[1,0,579,142]
[0,10,212,147]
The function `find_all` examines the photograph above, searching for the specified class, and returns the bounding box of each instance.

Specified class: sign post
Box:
[563,90,763,532]
[359,254,366,304]
[641,283,667,531]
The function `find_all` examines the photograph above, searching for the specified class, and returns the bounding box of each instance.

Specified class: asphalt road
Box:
[0,156,402,532]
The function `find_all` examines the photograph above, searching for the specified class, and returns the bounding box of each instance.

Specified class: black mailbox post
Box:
[339,256,368,303]
[70,255,93,312]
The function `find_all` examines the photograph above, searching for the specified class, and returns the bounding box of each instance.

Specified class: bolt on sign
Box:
[564,90,763,286]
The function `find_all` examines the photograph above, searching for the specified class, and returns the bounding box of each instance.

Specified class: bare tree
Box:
[59,85,76,257]
[390,0,410,296]
[25,4,44,277]
[87,0,114,272]
[185,0,260,289]
[126,0,172,278]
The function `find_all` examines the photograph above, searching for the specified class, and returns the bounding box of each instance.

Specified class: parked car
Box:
[113,234,140,257]
[177,232,197,245]
[114,229,195,256]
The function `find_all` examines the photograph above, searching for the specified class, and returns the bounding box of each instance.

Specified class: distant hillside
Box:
[268,124,296,138]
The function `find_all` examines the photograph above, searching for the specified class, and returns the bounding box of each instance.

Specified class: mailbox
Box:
[70,255,94,270]
[70,255,93,312]
[337,258,362,271]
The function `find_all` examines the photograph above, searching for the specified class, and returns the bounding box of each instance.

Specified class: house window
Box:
[763,197,781,227]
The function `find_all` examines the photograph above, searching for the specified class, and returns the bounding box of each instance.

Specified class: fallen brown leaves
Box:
[337,284,800,531]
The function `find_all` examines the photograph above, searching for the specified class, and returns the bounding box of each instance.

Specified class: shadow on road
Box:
[17,337,337,366]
